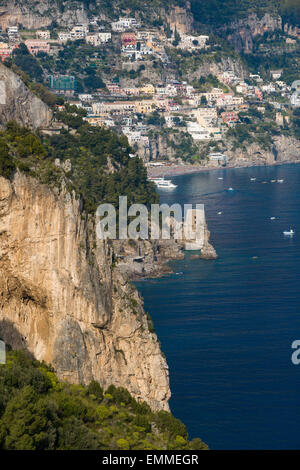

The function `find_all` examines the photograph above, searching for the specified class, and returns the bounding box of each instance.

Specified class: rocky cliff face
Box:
[0,0,192,30]
[200,224,218,260]
[0,0,89,30]
[167,3,193,34]
[0,63,52,129]
[226,135,300,167]
[273,135,300,163]
[0,172,170,411]
[180,56,247,83]
[227,13,282,53]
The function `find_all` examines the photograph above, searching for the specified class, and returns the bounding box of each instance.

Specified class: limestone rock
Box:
[167,4,194,35]
[226,135,300,167]
[0,63,52,129]
[0,172,170,411]
[201,225,218,260]
[0,1,88,30]
[227,13,282,53]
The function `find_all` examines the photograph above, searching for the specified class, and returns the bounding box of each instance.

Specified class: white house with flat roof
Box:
[112,18,139,32]
[187,121,210,140]
[209,152,227,162]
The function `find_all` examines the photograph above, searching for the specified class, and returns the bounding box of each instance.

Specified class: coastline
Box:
[147,159,300,178]
[142,158,300,278]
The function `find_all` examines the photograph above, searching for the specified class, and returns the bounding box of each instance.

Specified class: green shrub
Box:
[117,438,130,450]
[87,380,103,401]
[154,411,188,439]
[0,350,208,450]
[95,404,111,421]
[0,139,15,178]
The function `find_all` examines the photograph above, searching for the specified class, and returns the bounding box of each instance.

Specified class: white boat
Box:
[270,217,276,220]
[277,179,284,183]
[250,178,256,181]
[228,187,234,191]
[218,177,223,180]
[154,178,177,189]
[283,228,295,236]
[218,211,222,215]
[271,180,276,183]
[148,177,165,182]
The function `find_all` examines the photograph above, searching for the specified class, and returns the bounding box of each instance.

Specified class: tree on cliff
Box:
[0,350,209,451]
[12,44,43,83]
[0,139,15,178]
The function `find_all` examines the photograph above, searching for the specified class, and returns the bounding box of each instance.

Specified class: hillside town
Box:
[1,0,300,455]
[0,14,299,166]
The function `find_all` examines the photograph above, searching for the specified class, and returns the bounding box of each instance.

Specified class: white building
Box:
[202,88,224,103]
[71,24,89,40]
[123,87,140,96]
[187,121,211,140]
[165,114,183,127]
[261,83,276,93]
[99,32,111,43]
[92,101,137,115]
[36,30,51,40]
[193,107,218,122]
[123,129,149,147]
[216,94,244,108]
[276,80,288,90]
[7,26,18,37]
[86,32,111,46]
[78,93,93,102]
[249,73,263,82]
[209,152,227,162]
[270,70,282,80]
[178,34,209,50]
[58,32,72,43]
[111,17,139,32]
[291,91,300,107]
[186,85,195,97]
[236,82,249,95]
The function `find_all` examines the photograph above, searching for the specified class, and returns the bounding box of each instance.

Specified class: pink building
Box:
[25,40,50,55]
[254,87,263,101]
[0,47,13,61]
[221,111,239,125]
[0,43,18,61]
[107,84,122,95]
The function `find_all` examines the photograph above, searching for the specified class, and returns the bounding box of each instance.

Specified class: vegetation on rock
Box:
[0,350,208,450]
[0,115,158,214]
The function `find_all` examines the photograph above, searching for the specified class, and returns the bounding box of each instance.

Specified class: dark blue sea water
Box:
[135,164,300,450]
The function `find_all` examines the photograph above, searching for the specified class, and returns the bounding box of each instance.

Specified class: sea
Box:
[135,163,300,450]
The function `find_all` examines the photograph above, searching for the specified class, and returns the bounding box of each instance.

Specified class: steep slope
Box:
[0,0,88,30]
[0,172,170,411]
[0,0,190,30]
[0,63,52,129]
[0,350,208,450]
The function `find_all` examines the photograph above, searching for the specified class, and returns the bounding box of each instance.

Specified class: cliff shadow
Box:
[0,319,31,355]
